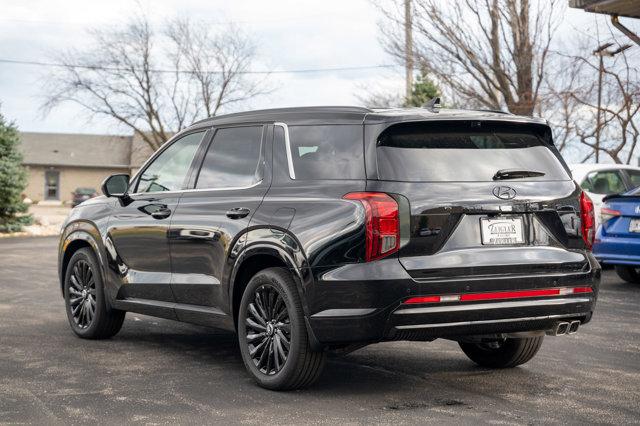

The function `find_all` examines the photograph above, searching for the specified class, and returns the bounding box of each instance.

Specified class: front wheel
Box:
[459,336,544,368]
[64,248,125,339]
[238,267,326,390]
[615,266,640,284]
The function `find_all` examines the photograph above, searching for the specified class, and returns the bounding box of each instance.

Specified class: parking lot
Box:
[0,236,638,424]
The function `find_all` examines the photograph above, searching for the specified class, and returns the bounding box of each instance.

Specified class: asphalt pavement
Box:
[1,237,638,424]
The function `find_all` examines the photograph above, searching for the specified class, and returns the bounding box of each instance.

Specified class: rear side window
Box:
[195,126,263,189]
[376,121,570,182]
[288,125,364,180]
[581,170,626,195]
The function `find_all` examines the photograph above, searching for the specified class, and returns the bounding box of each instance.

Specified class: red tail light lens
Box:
[580,191,595,250]
[343,192,400,261]
[600,205,621,223]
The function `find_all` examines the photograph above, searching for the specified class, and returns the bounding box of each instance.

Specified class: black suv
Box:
[58,106,600,390]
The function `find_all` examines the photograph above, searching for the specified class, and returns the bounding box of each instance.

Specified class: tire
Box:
[237,267,326,390]
[64,247,125,339]
[459,336,544,368]
[615,266,640,284]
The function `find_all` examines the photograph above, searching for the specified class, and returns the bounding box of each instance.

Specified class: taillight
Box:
[580,191,595,250]
[343,192,400,261]
[600,204,621,223]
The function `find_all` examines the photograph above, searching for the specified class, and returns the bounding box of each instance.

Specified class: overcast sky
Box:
[0,0,636,135]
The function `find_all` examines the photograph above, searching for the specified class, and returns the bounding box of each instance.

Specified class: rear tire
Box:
[459,336,544,368]
[615,266,640,284]
[64,248,125,339]
[238,267,326,390]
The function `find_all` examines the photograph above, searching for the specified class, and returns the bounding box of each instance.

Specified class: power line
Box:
[0,14,338,27]
[0,58,399,75]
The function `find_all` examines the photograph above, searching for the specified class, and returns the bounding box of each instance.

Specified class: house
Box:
[19,132,154,204]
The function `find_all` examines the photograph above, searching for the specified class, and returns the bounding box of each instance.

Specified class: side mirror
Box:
[102,174,130,198]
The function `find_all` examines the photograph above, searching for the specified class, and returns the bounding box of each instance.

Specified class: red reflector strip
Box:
[572,286,593,294]
[460,288,560,301]
[406,295,442,304]
[403,287,593,305]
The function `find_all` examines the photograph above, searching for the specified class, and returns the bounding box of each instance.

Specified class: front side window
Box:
[136,132,204,193]
[287,125,365,180]
[625,170,640,190]
[582,170,626,195]
[195,126,263,189]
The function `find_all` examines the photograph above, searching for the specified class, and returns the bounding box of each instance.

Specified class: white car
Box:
[570,163,640,228]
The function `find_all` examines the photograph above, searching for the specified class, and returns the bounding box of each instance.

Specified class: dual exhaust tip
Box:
[547,320,581,336]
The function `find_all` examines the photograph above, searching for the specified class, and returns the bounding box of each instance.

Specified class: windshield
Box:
[376,121,570,182]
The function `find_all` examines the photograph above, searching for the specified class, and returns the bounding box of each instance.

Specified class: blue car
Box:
[593,187,640,283]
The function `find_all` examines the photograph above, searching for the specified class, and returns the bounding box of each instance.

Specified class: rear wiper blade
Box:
[493,169,545,180]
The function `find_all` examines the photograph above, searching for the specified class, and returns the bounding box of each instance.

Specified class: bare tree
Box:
[375,0,561,116]
[571,52,639,164]
[42,15,267,152]
[544,33,640,164]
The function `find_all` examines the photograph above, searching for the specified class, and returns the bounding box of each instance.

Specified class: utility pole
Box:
[405,0,413,103]
[593,42,631,163]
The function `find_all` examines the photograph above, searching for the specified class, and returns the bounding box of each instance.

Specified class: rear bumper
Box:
[594,235,640,266]
[306,254,600,345]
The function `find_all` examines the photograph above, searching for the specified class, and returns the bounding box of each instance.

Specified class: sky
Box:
[0,0,637,136]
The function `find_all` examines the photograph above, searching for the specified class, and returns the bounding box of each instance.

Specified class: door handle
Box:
[226,207,251,219]
[151,208,172,220]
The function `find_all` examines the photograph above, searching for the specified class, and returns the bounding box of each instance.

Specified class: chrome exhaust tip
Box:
[568,320,580,335]
[546,321,570,336]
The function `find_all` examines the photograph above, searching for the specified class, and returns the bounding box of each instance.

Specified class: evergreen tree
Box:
[404,71,440,108]
[0,109,32,232]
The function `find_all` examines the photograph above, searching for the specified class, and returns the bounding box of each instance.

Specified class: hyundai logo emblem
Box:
[492,186,517,200]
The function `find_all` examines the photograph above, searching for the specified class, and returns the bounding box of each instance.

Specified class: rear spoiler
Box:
[602,193,640,202]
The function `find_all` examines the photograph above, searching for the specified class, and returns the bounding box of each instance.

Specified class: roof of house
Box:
[19,132,133,169]
[569,0,640,19]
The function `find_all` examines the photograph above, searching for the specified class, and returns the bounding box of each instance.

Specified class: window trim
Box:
[192,124,266,191]
[274,122,296,179]
[128,128,210,196]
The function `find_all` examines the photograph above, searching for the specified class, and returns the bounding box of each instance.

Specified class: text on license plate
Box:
[480,216,525,245]
[629,219,640,233]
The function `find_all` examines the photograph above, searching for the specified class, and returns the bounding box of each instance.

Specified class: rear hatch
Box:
[365,120,590,282]
[599,194,640,238]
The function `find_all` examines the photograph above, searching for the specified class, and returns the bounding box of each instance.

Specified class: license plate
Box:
[629,219,640,233]
[480,216,524,245]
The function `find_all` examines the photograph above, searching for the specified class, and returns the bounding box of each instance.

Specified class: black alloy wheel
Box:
[67,259,97,329]
[238,267,326,390]
[245,284,291,375]
[64,248,125,339]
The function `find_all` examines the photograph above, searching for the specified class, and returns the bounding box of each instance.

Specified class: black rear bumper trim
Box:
[395,313,581,330]
[394,297,591,315]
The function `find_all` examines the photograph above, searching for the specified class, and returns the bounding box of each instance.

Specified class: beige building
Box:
[20,132,154,204]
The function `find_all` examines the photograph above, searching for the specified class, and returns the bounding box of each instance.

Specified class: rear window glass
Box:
[376,121,570,182]
[288,125,364,180]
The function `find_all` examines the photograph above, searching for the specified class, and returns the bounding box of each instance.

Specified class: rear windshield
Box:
[288,125,365,180]
[376,121,570,182]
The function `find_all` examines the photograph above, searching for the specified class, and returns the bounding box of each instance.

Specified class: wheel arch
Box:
[229,243,305,330]
[59,228,103,295]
